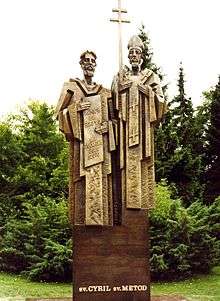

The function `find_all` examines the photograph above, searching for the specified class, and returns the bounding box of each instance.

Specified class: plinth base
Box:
[73,210,150,301]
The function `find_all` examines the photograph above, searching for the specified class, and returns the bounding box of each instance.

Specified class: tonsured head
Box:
[127,35,144,69]
[80,50,97,78]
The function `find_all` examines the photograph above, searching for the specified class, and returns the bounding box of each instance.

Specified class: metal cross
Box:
[110,0,130,79]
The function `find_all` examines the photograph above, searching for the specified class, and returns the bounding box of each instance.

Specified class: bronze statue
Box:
[55,51,115,226]
[112,35,166,213]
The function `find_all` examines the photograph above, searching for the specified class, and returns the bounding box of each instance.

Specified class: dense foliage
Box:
[0,102,71,281]
[151,182,220,280]
[155,65,204,205]
[204,77,220,202]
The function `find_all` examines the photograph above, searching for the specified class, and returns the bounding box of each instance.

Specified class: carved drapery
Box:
[113,68,165,211]
[56,80,115,226]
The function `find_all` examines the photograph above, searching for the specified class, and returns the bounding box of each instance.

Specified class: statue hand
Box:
[95,122,108,135]
[77,101,91,111]
[138,84,152,97]
[145,86,152,96]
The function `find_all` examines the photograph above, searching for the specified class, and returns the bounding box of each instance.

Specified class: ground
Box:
[152,296,188,301]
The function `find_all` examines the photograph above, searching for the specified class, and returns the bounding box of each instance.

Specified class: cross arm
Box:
[110,18,130,23]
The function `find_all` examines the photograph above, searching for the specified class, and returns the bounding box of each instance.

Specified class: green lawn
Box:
[0,273,72,299]
[152,266,220,301]
[0,267,219,301]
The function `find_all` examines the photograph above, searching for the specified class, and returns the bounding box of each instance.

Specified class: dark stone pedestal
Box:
[73,210,150,301]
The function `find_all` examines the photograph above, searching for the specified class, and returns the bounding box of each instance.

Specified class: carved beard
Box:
[83,65,95,77]
[129,58,143,73]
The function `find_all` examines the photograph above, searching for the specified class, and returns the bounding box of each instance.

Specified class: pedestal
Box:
[73,210,150,301]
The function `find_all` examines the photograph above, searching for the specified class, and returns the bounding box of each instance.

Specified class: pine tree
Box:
[138,24,169,100]
[138,24,164,81]
[138,25,170,182]
[156,64,203,205]
[170,64,194,145]
[204,77,220,202]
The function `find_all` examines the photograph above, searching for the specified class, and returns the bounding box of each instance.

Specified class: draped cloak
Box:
[112,67,166,210]
[55,79,115,226]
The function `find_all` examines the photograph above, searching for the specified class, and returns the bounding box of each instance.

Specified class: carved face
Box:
[128,47,142,69]
[81,53,97,77]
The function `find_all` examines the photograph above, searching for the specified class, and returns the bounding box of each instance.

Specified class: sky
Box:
[0,0,220,117]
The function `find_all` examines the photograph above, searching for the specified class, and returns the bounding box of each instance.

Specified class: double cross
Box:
[110,0,130,79]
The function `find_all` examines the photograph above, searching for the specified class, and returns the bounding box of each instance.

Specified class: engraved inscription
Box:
[86,164,103,225]
[78,284,148,293]
[85,140,102,161]
[126,146,142,208]
[83,95,104,167]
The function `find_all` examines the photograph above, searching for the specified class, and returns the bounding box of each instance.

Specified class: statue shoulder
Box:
[61,78,78,92]
[142,69,161,85]
[54,80,79,118]
[142,68,154,78]
[100,86,111,96]
[112,65,130,83]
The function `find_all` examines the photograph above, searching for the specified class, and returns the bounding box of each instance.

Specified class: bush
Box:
[150,182,220,280]
[0,195,72,281]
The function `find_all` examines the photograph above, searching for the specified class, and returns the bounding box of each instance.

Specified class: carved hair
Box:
[79,50,97,65]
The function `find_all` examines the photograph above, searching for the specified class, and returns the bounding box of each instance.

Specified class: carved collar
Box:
[73,78,102,96]
[121,66,153,83]
[118,67,153,92]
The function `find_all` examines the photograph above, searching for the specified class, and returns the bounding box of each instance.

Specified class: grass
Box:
[0,273,72,299]
[0,267,219,300]
[152,267,220,301]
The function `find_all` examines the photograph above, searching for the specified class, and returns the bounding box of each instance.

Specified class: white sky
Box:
[0,0,220,117]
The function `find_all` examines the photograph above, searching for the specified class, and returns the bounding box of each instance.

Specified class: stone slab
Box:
[83,95,103,168]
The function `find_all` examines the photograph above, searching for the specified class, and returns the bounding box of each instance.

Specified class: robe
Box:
[112,67,166,211]
[55,78,115,226]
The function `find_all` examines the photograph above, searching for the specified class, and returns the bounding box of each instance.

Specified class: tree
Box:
[0,101,71,281]
[0,122,23,226]
[11,101,68,198]
[0,122,23,193]
[138,25,170,182]
[138,25,162,78]
[204,77,220,202]
[155,64,203,205]
[150,182,220,280]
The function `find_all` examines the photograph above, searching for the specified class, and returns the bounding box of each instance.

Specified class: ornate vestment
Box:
[112,67,165,210]
[55,79,115,226]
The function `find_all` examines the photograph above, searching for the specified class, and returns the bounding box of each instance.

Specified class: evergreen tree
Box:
[156,64,203,205]
[0,101,71,281]
[204,77,220,202]
[138,25,170,182]
[170,64,194,145]
[138,25,162,78]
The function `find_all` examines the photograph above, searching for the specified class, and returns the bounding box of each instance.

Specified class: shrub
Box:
[150,182,220,280]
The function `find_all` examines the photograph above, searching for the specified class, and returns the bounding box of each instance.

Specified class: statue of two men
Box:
[55,36,166,227]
